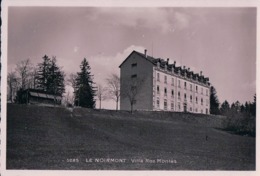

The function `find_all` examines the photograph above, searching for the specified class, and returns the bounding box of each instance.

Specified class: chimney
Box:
[167,58,169,64]
[200,71,202,76]
[144,49,147,58]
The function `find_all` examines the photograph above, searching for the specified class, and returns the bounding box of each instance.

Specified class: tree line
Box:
[210,86,256,137]
[8,55,65,103]
[7,55,121,109]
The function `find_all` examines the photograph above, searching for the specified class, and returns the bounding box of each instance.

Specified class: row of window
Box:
[156,86,209,105]
[156,72,209,95]
[156,99,208,113]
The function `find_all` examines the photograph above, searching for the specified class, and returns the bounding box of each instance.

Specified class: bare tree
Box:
[67,73,77,91]
[121,77,144,113]
[7,71,19,102]
[66,73,77,105]
[15,59,33,90]
[96,84,106,109]
[63,91,74,107]
[28,66,38,89]
[106,73,120,110]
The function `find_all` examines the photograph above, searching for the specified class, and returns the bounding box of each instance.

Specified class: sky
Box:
[7,7,256,109]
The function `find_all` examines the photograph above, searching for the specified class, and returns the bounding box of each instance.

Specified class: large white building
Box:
[119,50,211,114]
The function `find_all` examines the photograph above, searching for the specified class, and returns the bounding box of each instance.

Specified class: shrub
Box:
[222,110,255,137]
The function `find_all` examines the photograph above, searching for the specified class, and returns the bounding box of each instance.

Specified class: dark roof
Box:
[119,50,210,85]
[23,89,62,100]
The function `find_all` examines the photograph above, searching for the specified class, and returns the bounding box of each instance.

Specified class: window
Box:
[196,97,198,104]
[131,63,137,67]
[190,84,192,91]
[164,75,167,84]
[131,74,137,78]
[178,92,181,100]
[184,93,187,100]
[157,98,160,108]
[171,102,174,110]
[164,88,167,96]
[196,86,198,92]
[178,102,181,110]
[157,73,160,81]
[190,107,192,112]
[201,109,203,114]
[190,95,192,102]
[157,85,160,94]
[184,82,187,89]
[201,87,203,95]
[178,80,181,88]
[201,98,203,105]
[164,99,167,110]
[171,90,174,97]
[206,89,208,96]
[195,108,198,112]
[171,78,174,85]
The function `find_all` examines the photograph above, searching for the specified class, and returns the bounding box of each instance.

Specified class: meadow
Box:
[6,104,255,170]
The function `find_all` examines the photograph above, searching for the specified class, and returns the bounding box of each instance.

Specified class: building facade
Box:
[119,50,211,114]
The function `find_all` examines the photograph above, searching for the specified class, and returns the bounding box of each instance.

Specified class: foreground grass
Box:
[6,104,255,170]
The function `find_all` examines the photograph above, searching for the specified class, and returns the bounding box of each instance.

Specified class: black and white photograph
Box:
[1,0,258,175]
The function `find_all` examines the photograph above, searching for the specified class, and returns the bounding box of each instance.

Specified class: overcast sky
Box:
[8,7,256,109]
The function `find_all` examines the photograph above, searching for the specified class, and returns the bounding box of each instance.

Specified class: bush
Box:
[222,110,255,137]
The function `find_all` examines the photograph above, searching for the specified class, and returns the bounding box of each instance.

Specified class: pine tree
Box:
[220,100,230,115]
[74,58,96,108]
[36,55,65,95]
[47,57,65,95]
[36,55,51,91]
[210,86,220,115]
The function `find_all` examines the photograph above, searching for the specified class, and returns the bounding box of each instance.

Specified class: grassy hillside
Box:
[6,104,255,170]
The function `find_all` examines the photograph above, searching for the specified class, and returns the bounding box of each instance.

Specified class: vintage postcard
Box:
[1,0,259,176]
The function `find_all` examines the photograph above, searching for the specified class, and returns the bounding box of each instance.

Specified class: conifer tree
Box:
[220,100,230,114]
[47,57,65,95]
[210,86,220,115]
[36,55,51,91]
[36,55,65,95]
[74,58,96,108]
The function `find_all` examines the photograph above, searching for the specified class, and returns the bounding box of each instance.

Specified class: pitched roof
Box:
[119,50,157,68]
[119,50,210,85]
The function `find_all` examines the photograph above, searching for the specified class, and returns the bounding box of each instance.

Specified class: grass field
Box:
[6,104,255,170]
